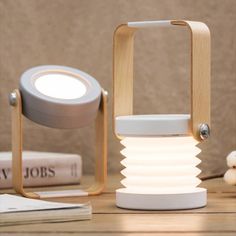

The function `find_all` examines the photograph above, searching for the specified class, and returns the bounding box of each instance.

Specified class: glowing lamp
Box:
[113,20,211,210]
[9,65,108,199]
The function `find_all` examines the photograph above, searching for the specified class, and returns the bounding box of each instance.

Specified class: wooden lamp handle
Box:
[113,20,210,141]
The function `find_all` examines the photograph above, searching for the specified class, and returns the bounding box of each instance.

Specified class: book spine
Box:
[0,152,82,189]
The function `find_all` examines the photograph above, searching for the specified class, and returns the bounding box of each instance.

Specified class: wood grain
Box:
[1,176,236,234]
[113,25,136,138]
[1,214,236,233]
[85,89,108,195]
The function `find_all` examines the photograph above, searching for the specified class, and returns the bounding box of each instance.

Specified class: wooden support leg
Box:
[11,89,39,198]
[86,89,108,195]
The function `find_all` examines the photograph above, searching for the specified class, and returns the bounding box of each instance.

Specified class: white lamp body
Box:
[113,20,211,210]
[115,115,206,210]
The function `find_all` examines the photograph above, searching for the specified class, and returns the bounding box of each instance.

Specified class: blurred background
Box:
[0,0,235,177]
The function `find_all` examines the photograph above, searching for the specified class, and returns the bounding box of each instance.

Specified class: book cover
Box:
[0,151,82,189]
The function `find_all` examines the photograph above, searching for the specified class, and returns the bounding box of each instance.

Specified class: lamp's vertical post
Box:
[96,89,108,191]
[10,90,39,198]
[87,89,108,195]
[113,25,136,136]
[10,89,23,195]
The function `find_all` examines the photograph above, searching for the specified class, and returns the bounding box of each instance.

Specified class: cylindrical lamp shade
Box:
[120,136,201,190]
[115,115,206,210]
[20,65,101,129]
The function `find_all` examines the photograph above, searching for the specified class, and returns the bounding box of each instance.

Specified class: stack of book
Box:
[0,152,91,225]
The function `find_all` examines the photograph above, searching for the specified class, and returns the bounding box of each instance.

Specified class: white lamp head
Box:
[113,20,211,210]
[18,65,101,129]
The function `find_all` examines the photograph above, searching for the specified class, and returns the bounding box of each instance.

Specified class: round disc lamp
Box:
[9,65,108,199]
[113,20,211,210]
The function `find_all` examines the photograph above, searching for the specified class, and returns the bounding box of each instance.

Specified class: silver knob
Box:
[199,123,210,140]
[9,92,17,106]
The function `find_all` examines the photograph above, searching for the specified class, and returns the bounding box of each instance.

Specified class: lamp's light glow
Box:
[34,73,87,99]
[120,136,202,194]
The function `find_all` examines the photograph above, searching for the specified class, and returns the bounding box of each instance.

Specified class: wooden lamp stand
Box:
[10,89,107,199]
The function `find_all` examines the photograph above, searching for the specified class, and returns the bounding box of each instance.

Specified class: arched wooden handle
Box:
[113,20,211,141]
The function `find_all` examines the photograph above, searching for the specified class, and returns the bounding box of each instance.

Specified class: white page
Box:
[0,194,86,213]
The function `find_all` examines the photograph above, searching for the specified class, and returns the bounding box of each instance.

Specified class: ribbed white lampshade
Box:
[120,136,201,194]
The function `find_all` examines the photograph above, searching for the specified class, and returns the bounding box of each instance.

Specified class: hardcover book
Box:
[0,151,82,189]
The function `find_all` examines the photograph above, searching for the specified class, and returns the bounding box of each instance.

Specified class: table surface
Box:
[1,175,236,235]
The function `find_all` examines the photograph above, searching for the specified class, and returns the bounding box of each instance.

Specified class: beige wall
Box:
[0,0,235,177]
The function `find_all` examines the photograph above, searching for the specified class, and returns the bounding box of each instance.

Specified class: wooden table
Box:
[1,175,236,235]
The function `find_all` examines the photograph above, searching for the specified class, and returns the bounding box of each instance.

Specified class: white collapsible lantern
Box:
[113,20,211,210]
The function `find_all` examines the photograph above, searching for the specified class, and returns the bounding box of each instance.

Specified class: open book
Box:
[0,194,91,226]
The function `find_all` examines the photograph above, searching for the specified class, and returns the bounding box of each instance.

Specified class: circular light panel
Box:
[20,65,102,129]
[34,73,87,100]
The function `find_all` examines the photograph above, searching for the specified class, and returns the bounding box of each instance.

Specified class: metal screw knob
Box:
[199,123,210,140]
[9,92,17,106]
[104,90,109,103]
